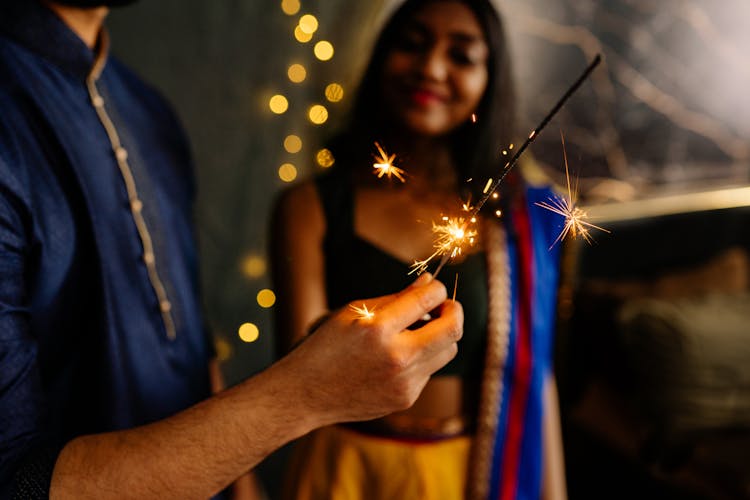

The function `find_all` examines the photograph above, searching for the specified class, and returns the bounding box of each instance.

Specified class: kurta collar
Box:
[0,0,108,81]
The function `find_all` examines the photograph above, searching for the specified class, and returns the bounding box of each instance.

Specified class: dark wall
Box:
[108,0,381,385]
[107,0,750,386]
[105,0,750,495]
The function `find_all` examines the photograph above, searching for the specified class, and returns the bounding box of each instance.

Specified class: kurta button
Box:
[115,147,128,161]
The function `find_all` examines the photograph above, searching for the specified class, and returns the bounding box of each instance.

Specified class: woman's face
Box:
[381,1,489,138]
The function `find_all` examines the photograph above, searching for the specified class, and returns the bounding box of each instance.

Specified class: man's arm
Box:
[51,276,462,499]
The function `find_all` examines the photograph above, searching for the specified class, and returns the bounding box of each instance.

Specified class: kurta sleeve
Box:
[0,152,61,499]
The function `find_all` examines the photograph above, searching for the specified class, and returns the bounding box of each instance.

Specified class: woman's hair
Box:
[329,0,517,199]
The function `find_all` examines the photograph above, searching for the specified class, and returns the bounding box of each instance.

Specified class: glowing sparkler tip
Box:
[410,216,479,275]
[372,142,406,182]
[349,303,375,320]
[534,135,609,248]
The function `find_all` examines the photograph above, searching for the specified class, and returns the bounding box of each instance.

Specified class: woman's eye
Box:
[394,31,427,52]
[450,49,475,66]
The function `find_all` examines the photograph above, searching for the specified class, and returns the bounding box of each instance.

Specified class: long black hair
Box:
[328,0,517,199]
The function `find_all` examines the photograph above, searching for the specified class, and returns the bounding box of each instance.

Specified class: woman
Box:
[272,0,566,498]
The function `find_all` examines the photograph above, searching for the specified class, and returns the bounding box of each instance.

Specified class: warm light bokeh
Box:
[269,94,289,114]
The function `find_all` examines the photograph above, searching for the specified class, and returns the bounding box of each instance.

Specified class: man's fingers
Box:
[343,274,436,316]
[403,299,464,360]
[368,277,448,334]
[420,340,459,376]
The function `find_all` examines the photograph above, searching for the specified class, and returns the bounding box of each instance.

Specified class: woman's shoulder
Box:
[273,178,324,236]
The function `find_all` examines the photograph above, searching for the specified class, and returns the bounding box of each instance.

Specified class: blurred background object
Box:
[107,0,750,496]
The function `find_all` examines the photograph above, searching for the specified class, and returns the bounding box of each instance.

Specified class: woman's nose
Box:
[418,50,448,81]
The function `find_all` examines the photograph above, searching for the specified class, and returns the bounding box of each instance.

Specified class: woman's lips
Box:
[407,88,447,106]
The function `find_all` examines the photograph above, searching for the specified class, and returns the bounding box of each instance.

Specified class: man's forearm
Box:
[50,361,317,500]
[50,277,462,499]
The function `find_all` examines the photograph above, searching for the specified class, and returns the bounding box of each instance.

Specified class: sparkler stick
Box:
[413,55,602,278]
[470,54,602,217]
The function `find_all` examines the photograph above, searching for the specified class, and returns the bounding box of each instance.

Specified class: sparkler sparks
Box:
[372,142,406,182]
[534,133,609,248]
[409,216,478,275]
[403,56,602,276]
[349,303,375,320]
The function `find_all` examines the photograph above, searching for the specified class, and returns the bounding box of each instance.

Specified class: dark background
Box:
[107,0,750,386]
[107,0,750,495]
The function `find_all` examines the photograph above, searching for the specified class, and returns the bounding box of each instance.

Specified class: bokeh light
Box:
[214,335,233,362]
[278,163,298,182]
[287,63,307,83]
[316,148,335,168]
[240,254,266,278]
[314,40,334,61]
[284,134,303,154]
[269,94,288,114]
[256,289,276,308]
[294,26,313,43]
[238,323,260,343]
[325,83,344,103]
[298,14,319,34]
[308,104,328,125]
[280,0,300,16]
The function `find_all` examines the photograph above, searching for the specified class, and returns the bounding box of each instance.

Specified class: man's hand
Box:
[51,274,461,499]
[277,273,464,425]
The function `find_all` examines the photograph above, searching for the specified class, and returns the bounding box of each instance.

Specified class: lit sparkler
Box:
[534,133,609,248]
[372,142,406,182]
[349,303,375,320]
[412,55,602,276]
[470,55,602,218]
[409,216,478,275]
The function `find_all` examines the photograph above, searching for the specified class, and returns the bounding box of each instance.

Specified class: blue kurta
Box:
[0,1,214,495]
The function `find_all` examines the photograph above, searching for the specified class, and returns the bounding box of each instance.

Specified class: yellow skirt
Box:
[282,425,471,500]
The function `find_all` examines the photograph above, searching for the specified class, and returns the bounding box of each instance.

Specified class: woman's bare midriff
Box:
[366,376,470,437]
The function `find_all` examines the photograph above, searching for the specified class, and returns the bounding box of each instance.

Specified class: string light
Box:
[298,14,319,34]
[256,289,276,308]
[294,26,313,43]
[280,0,300,16]
[278,163,298,182]
[325,83,344,102]
[316,148,335,168]
[240,254,266,278]
[238,323,260,343]
[269,94,289,114]
[314,40,334,61]
[308,104,328,124]
[214,336,233,362]
[287,63,307,83]
[284,134,303,153]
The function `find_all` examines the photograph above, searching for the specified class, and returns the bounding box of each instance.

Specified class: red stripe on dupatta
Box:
[499,200,535,500]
